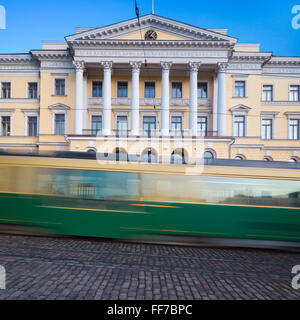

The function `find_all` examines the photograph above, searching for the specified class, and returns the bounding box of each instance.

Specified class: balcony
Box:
[88,97,212,107]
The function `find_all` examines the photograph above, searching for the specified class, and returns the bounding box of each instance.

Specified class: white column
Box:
[217,63,228,136]
[189,62,201,136]
[101,61,113,136]
[83,74,88,134]
[212,74,218,136]
[130,61,142,136]
[160,61,172,136]
[73,60,85,135]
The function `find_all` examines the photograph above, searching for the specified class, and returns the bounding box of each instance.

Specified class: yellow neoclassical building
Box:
[0,14,300,162]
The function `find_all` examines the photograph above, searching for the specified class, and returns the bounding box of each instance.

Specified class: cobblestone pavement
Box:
[0,234,299,300]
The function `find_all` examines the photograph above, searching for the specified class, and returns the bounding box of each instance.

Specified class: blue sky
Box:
[0,0,299,56]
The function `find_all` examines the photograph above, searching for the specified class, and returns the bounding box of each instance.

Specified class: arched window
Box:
[171,149,187,164]
[234,154,246,160]
[204,150,216,160]
[263,156,273,162]
[141,148,158,164]
[114,148,128,162]
[289,157,300,163]
[87,149,96,154]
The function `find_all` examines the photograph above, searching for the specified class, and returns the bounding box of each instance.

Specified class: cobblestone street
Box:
[0,234,299,300]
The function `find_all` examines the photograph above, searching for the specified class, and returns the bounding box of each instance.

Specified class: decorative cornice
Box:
[0,54,34,63]
[266,56,300,66]
[70,39,233,49]
[31,50,70,60]
[261,101,300,106]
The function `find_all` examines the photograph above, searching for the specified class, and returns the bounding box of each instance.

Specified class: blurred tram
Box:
[0,153,300,249]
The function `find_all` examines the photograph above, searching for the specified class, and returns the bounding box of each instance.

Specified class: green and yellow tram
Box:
[0,154,300,248]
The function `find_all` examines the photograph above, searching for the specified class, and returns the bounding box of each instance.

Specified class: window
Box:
[197,117,207,137]
[144,82,155,98]
[55,79,65,96]
[198,83,208,98]
[204,151,215,159]
[234,81,246,98]
[28,83,38,99]
[289,119,300,140]
[28,116,38,137]
[290,85,300,102]
[55,114,65,135]
[171,116,183,136]
[116,116,128,135]
[143,116,156,136]
[92,81,102,97]
[261,119,273,140]
[1,82,11,99]
[262,85,273,102]
[91,115,102,135]
[117,82,128,98]
[172,82,182,98]
[1,116,11,136]
[233,116,246,137]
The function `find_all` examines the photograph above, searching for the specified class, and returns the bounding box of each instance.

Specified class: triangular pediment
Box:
[230,104,252,112]
[66,14,237,43]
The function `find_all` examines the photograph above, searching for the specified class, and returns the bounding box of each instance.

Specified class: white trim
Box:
[233,79,247,98]
[51,109,67,135]
[88,110,103,131]
[23,110,39,137]
[261,83,274,102]
[26,81,39,99]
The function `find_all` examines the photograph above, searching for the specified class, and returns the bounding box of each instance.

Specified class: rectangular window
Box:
[144,82,155,98]
[117,82,128,98]
[28,116,38,137]
[55,114,65,135]
[1,82,11,99]
[171,82,182,98]
[91,115,102,135]
[28,82,38,99]
[261,119,273,140]
[233,116,246,137]
[55,79,65,96]
[290,85,300,102]
[1,116,11,136]
[197,117,208,137]
[92,81,102,97]
[289,119,300,140]
[171,116,183,136]
[262,85,273,102]
[234,81,246,98]
[143,116,156,136]
[116,116,128,135]
[198,83,208,99]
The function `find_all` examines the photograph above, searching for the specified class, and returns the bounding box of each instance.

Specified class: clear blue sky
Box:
[0,0,299,56]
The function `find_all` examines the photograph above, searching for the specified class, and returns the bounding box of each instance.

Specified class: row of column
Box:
[73,60,228,137]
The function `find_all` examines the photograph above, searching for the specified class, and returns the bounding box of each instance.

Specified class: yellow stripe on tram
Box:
[0,219,62,225]
[130,204,180,209]
[37,205,150,215]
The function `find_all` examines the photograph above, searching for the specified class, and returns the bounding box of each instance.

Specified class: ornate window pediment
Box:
[230,104,252,113]
[48,103,70,111]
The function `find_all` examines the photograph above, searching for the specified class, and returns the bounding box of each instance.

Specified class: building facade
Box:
[0,14,300,162]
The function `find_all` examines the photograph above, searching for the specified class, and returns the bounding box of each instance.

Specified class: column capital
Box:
[218,62,229,73]
[189,62,201,72]
[130,61,142,71]
[73,60,85,71]
[160,61,173,71]
[101,61,113,70]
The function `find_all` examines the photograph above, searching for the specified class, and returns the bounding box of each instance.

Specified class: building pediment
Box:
[65,14,237,44]
[230,104,252,112]
[48,103,70,111]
